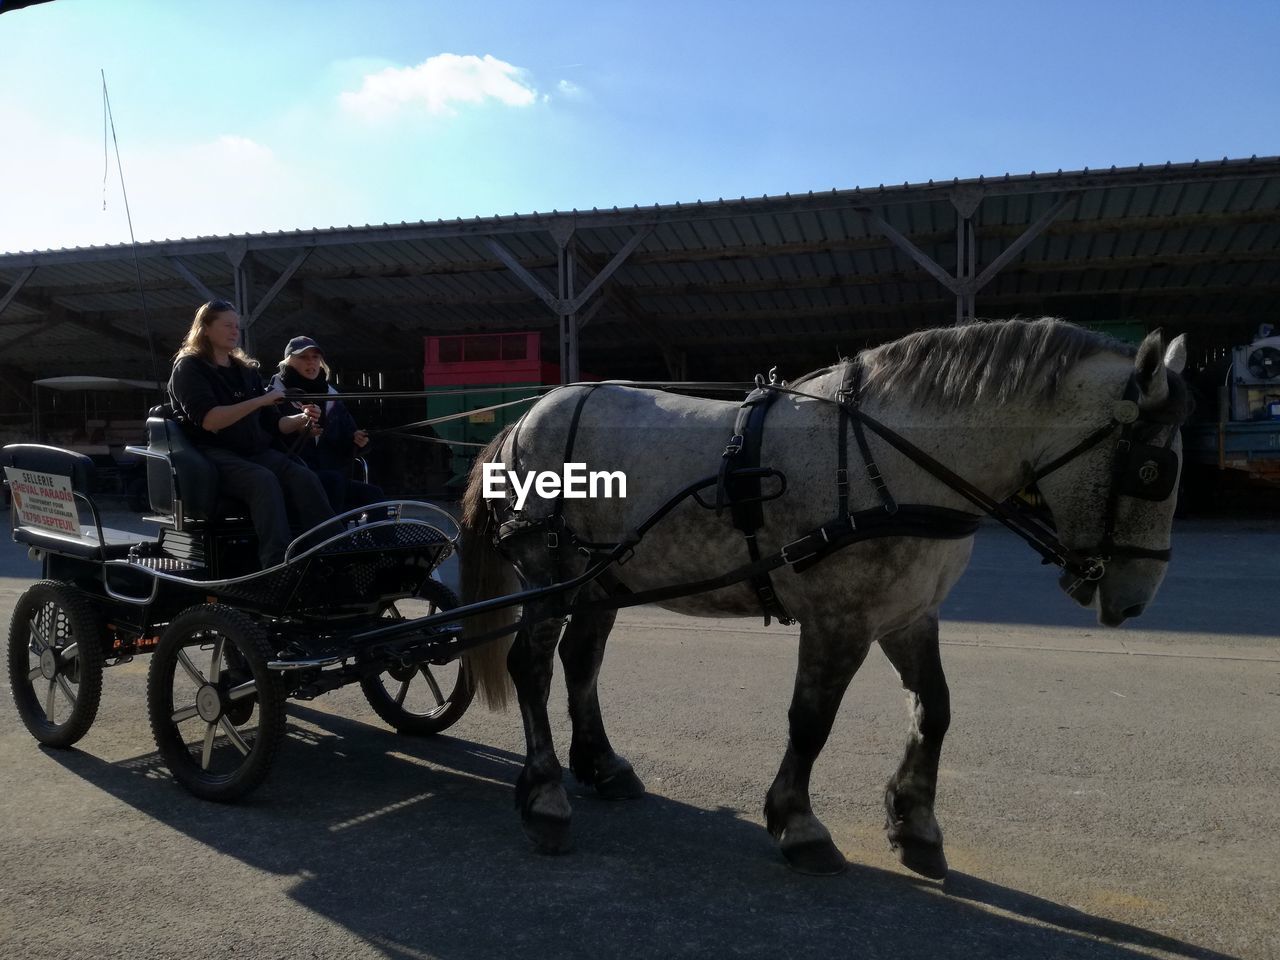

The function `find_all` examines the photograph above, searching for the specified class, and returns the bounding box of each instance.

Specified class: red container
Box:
[424,332,561,386]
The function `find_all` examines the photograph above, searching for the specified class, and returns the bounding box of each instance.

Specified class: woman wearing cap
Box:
[168,301,336,569]
[269,335,386,513]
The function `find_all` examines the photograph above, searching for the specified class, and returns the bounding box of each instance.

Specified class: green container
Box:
[425,382,543,488]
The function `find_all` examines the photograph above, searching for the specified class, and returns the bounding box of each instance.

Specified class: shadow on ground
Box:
[48,706,1237,960]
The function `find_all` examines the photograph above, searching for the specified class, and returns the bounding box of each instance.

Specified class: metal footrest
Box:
[128,555,206,574]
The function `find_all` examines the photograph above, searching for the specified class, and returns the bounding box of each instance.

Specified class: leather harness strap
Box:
[715,386,793,625]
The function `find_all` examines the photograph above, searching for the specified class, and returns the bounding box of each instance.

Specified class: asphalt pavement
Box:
[0,512,1277,960]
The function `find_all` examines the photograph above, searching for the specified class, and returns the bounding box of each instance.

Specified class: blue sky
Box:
[1,0,1277,253]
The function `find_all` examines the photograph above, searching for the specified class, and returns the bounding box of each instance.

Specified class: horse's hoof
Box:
[890,836,948,880]
[522,812,573,855]
[781,838,848,876]
[595,766,646,801]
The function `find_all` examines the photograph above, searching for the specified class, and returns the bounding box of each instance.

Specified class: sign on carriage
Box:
[3,467,80,535]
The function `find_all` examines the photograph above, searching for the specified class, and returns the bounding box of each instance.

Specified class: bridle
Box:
[1023,372,1181,597]
[762,362,1183,597]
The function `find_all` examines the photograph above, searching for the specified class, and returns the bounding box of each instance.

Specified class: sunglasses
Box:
[204,299,236,313]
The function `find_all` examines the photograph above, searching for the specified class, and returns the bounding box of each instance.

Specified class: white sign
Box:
[3,467,80,535]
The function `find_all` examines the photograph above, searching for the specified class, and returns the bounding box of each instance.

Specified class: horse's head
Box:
[1035,330,1192,626]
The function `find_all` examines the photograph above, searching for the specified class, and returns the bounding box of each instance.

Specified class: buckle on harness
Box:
[781,529,828,566]
[722,434,744,458]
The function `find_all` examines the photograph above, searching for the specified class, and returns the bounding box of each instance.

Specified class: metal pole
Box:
[566,247,579,382]
[555,232,579,383]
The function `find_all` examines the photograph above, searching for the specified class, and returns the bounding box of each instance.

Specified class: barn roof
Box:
[2,154,1277,382]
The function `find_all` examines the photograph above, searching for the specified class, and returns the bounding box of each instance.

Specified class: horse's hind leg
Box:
[879,612,950,880]
[764,620,873,875]
[509,614,574,854]
[558,602,645,800]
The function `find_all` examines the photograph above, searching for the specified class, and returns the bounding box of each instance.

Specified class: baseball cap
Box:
[284,336,323,358]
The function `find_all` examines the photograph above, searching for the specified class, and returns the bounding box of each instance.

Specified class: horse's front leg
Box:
[879,612,950,879]
[509,613,572,853]
[764,619,873,875]
[558,600,645,800]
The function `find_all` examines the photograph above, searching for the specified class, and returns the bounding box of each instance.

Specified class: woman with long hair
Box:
[167,300,335,568]
[268,335,385,512]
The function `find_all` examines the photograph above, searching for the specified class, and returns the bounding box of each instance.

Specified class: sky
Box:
[0,0,1277,254]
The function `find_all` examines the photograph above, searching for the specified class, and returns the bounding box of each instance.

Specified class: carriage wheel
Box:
[360,580,474,736]
[6,580,105,748]
[147,604,286,802]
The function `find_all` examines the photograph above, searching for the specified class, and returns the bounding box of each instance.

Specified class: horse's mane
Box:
[796,318,1136,408]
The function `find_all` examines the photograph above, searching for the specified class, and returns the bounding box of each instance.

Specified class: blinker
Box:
[1119,443,1178,501]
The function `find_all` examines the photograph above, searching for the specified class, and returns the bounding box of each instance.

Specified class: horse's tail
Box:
[460,424,518,711]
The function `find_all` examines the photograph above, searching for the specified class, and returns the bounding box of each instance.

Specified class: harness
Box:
[716,374,793,624]
[488,361,1180,625]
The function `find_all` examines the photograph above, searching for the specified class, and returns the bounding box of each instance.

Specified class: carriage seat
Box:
[141,408,248,524]
[1,443,141,560]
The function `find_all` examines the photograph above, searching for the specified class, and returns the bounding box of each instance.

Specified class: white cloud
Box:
[556,79,587,101]
[339,53,538,120]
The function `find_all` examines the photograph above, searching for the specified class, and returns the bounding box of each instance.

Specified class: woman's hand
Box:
[279,405,322,435]
[353,429,370,448]
[258,381,286,407]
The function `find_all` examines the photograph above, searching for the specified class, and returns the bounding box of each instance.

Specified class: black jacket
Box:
[169,355,283,456]
[267,372,362,472]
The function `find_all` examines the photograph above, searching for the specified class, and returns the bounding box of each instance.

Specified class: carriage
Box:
[2,410,477,802]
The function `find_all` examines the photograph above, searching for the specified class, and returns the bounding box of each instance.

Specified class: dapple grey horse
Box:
[459,318,1190,877]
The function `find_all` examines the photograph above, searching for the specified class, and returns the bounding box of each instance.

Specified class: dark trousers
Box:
[314,469,386,516]
[203,446,336,568]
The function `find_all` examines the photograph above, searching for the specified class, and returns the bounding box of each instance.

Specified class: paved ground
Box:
[0,514,1277,960]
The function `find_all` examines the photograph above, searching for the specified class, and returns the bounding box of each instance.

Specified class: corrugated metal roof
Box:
[1,155,1278,381]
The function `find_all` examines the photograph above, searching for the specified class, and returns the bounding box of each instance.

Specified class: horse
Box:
[457,318,1191,878]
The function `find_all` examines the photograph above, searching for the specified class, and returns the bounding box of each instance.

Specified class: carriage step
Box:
[128,556,206,574]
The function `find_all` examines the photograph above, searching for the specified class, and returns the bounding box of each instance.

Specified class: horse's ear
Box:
[1134,329,1169,405]
[1164,334,1188,375]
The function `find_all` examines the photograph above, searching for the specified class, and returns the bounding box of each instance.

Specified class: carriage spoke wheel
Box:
[147,604,285,802]
[360,580,474,736]
[7,581,104,748]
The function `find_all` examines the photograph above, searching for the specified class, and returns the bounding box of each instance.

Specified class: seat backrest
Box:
[145,416,221,519]
[1,444,97,497]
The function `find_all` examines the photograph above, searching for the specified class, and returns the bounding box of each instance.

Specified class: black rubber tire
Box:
[360,580,475,736]
[147,603,286,803]
[7,580,105,749]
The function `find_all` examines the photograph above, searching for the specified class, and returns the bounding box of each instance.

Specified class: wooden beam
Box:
[569,226,651,312]
[168,257,226,303]
[971,192,1080,293]
[483,237,561,313]
[248,248,313,324]
[858,209,960,295]
[0,267,35,320]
